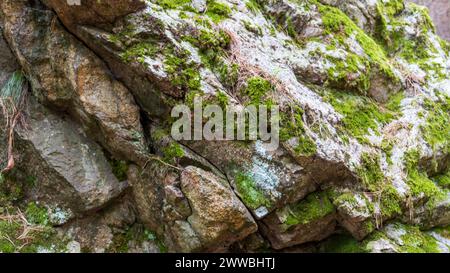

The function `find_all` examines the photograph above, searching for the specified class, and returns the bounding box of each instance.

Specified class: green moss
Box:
[162,143,185,163]
[0,173,23,205]
[0,207,68,252]
[243,20,263,36]
[433,226,450,240]
[234,172,271,210]
[168,29,229,96]
[353,153,401,219]
[357,153,384,192]
[25,202,49,226]
[109,159,129,181]
[145,229,168,253]
[361,230,391,250]
[285,17,297,40]
[403,149,445,200]
[320,234,367,253]
[0,71,27,103]
[152,128,170,142]
[385,91,405,113]
[326,53,371,94]
[160,0,232,23]
[164,48,202,92]
[375,0,441,77]
[318,2,398,88]
[379,185,402,218]
[205,0,232,23]
[284,191,335,227]
[25,175,37,187]
[395,223,441,253]
[0,220,21,253]
[185,29,231,53]
[246,0,261,14]
[324,90,396,143]
[154,0,193,10]
[279,105,317,157]
[334,191,376,214]
[434,171,450,189]
[241,76,273,105]
[333,192,358,207]
[363,220,376,234]
[421,97,450,153]
[120,39,160,64]
[217,62,239,89]
[381,138,395,165]
[375,0,405,45]
[215,91,229,108]
[185,28,237,92]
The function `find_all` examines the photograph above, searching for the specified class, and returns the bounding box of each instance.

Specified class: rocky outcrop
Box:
[0,0,449,253]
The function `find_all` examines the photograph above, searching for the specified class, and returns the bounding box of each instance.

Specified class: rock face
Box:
[0,24,18,87]
[1,0,148,164]
[7,98,127,214]
[0,0,450,253]
[180,167,257,250]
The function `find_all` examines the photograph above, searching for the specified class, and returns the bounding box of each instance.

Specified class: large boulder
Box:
[42,0,146,27]
[0,0,148,164]
[127,150,257,252]
[180,166,258,250]
[2,98,127,214]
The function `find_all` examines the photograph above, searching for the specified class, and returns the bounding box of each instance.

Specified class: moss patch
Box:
[0,207,67,253]
[234,172,272,210]
[283,191,335,227]
[164,48,202,93]
[162,143,185,164]
[279,105,317,156]
[324,90,397,143]
[317,2,398,92]
[403,149,445,201]
[25,202,49,226]
[241,76,274,105]
[421,97,450,153]
[109,159,129,182]
[395,223,441,253]
[320,234,367,253]
[434,171,450,189]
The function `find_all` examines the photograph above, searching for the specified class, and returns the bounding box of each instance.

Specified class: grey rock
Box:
[12,98,127,213]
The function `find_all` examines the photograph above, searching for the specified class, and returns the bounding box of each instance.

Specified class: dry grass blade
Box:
[221,27,290,101]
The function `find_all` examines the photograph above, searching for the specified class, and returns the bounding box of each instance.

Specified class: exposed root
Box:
[0,71,28,174]
[402,67,425,96]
